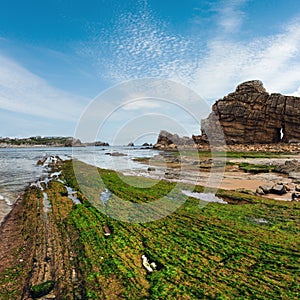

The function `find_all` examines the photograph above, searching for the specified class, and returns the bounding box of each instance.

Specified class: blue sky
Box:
[1,0,300,143]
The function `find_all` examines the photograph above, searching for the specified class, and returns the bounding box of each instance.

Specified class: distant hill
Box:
[0,136,109,148]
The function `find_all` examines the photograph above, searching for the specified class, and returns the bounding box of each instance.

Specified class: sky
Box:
[1,0,300,144]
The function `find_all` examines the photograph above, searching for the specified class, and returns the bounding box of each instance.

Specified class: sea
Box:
[0,146,157,224]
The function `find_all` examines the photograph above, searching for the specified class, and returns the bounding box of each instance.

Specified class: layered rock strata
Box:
[201,80,300,144]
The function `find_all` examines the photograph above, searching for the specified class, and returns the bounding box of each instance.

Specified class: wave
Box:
[0,194,13,206]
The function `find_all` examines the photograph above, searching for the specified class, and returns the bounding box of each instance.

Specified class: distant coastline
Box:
[0,136,109,148]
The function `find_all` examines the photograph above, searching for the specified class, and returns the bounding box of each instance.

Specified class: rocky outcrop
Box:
[153,130,195,149]
[93,141,109,147]
[65,138,109,147]
[201,80,300,144]
[64,138,83,147]
[274,160,300,174]
[257,182,290,196]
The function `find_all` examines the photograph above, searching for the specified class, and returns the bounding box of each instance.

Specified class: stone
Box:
[30,281,55,298]
[105,152,127,156]
[259,185,273,194]
[275,160,300,174]
[256,187,265,195]
[270,184,287,195]
[127,142,134,147]
[288,172,300,183]
[44,295,56,300]
[292,192,300,201]
[201,80,300,144]
[37,157,47,166]
[103,225,112,236]
[295,185,300,192]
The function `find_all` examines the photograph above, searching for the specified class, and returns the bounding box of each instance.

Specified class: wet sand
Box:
[128,155,296,201]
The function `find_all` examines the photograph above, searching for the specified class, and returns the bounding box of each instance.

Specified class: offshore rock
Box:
[153,130,195,149]
[64,138,83,147]
[201,80,300,144]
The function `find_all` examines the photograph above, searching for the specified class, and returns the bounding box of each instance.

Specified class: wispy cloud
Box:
[83,1,300,101]
[80,2,195,83]
[0,53,87,121]
[216,0,247,34]
[122,99,161,111]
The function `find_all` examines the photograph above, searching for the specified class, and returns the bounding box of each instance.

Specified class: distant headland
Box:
[0,136,109,148]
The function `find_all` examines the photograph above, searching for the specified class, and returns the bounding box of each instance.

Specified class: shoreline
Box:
[1,146,299,227]
[0,144,108,149]
[0,158,299,299]
[0,193,23,228]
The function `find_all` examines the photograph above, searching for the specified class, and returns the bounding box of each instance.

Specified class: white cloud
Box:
[217,0,247,34]
[82,1,300,117]
[188,21,300,99]
[86,4,298,99]
[0,53,87,121]
[122,99,161,111]
[290,86,300,96]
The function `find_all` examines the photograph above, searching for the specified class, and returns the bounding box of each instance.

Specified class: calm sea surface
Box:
[0,146,157,223]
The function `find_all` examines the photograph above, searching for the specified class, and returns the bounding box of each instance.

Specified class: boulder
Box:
[30,280,55,298]
[147,167,155,172]
[105,152,127,156]
[127,142,134,147]
[288,172,300,183]
[292,192,300,201]
[37,157,47,166]
[275,160,300,174]
[259,185,273,194]
[270,184,287,195]
[256,187,265,195]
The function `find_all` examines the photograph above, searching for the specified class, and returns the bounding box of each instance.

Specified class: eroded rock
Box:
[153,130,195,149]
[201,80,300,144]
[270,184,287,195]
[275,160,300,174]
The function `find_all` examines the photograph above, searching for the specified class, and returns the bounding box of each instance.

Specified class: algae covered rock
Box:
[30,280,55,298]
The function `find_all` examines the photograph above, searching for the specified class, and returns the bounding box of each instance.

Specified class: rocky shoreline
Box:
[0,154,299,299]
[153,130,300,153]
[0,156,299,299]
[0,137,109,148]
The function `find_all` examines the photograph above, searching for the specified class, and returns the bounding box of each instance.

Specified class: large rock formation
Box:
[201,80,300,144]
[153,130,195,149]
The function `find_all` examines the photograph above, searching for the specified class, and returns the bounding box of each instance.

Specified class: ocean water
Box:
[0,146,157,224]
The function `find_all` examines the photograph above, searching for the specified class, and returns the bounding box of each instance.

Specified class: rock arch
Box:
[201,80,300,144]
